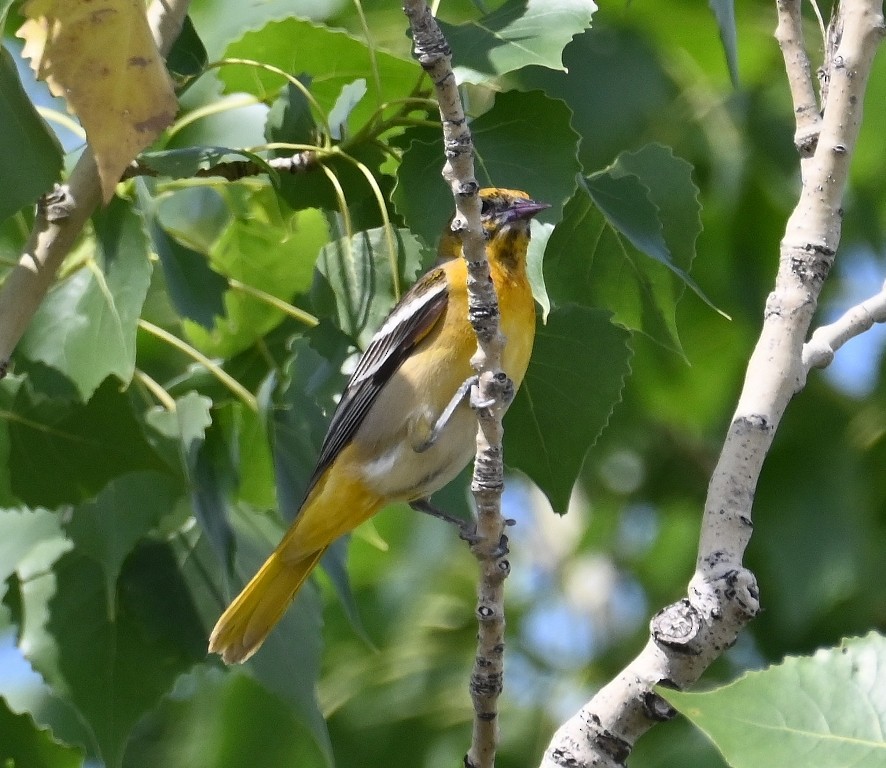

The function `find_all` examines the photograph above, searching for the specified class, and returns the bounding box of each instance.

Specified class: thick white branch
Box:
[541,2,885,766]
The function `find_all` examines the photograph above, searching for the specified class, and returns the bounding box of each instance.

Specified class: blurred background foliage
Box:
[1,0,885,766]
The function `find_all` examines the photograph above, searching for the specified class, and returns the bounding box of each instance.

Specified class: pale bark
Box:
[541,1,885,765]
[402,3,512,767]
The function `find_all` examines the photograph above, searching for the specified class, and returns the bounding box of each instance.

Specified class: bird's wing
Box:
[307,267,450,490]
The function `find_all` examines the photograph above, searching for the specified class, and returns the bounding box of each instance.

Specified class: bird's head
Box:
[438,187,549,266]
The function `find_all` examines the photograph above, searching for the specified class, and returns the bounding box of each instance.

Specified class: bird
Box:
[209,187,548,664]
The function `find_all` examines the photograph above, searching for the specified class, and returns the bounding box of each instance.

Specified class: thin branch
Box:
[0,0,192,376]
[122,150,320,181]
[802,279,886,372]
[402,3,511,768]
[775,0,823,157]
[540,1,885,766]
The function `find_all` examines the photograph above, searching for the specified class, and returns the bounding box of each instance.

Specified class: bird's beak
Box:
[503,199,551,224]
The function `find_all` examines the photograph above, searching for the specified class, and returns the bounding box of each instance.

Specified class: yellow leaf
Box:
[18,0,178,202]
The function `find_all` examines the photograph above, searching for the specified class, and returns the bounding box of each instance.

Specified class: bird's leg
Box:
[410,497,482,544]
[410,498,515,556]
[413,375,478,453]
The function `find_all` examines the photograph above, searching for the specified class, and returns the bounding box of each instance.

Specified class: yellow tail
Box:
[209,547,325,664]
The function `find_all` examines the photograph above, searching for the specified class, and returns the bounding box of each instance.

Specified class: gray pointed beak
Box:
[503,199,551,223]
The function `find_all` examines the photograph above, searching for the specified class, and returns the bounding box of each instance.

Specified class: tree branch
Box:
[121,151,319,181]
[775,0,822,156]
[802,279,886,372]
[402,3,511,767]
[0,0,191,375]
[540,1,885,766]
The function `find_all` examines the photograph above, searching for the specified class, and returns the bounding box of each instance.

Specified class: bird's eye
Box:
[480,198,493,217]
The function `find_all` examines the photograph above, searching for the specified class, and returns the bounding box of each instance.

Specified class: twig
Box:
[802,279,886,372]
[775,0,822,156]
[0,0,192,376]
[402,3,511,768]
[540,1,885,766]
[121,150,319,181]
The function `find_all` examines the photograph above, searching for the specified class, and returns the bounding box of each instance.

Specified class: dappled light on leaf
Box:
[17,0,177,201]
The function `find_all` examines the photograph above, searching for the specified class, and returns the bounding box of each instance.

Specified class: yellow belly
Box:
[351,263,535,501]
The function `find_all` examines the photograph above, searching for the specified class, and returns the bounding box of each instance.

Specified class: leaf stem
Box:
[138,319,258,411]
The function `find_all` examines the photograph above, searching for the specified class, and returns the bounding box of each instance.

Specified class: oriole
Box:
[209,188,547,664]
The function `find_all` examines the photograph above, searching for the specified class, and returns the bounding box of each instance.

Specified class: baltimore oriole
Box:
[209,188,547,663]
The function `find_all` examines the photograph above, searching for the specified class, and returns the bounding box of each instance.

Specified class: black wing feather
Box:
[305,268,449,492]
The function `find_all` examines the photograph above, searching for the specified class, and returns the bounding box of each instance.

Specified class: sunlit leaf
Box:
[441,0,597,85]
[17,0,177,201]
[221,18,417,136]
[664,634,886,768]
[18,197,153,400]
[328,79,367,140]
[184,192,327,358]
[0,507,64,583]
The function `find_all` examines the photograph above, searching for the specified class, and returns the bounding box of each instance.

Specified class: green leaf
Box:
[0,696,83,768]
[188,0,339,58]
[19,543,207,768]
[527,220,554,321]
[709,0,739,87]
[65,471,179,618]
[515,28,679,171]
[145,392,235,571]
[544,177,684,353]
[264,330,349,517]
[262,78,393,224]
[216,399,277,510]
[9,379,170,508]
[441,0,597,85]
[0,507,65,584]
[265,77,316,147]
[0,47,63,222]
[220,18,418,135]
[17,197,152,400]
[123,666,329,768]
[664,633,886,768]
[183,192,327,358]
[313,226,430,348]
[155,186,231,253]
[609,145,702,280]
[226,507,332,764]
[394,90,580,247]
[506,305,632,513]
[328,79,367,140]
[583,145,712,313]
[148,216,229,329]
[165,15,208,91]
